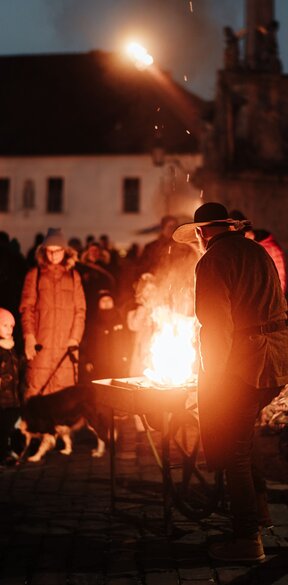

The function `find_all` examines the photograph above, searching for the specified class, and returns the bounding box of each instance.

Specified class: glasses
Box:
[46,247,64,255]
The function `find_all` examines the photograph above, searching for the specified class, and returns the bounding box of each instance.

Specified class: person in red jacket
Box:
[173,202,288,563]
[230,210,287,295]
[253,229,287,295]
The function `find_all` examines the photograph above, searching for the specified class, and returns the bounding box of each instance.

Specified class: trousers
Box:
[198,374,282,536]
[224,380,281,536]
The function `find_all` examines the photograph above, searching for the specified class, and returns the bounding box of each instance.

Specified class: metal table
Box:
[92,376,220,533]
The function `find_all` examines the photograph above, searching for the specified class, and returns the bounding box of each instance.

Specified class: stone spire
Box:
[245,0,281,71]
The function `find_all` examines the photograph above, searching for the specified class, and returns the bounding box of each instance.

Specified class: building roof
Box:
[0,50,205,156]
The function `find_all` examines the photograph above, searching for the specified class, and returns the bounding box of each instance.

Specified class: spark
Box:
[184,75,188,82]
[189,1,193,13]
[157,107,161,112]
[200,189,203,198]
[186,129,191,134]
[186,173,190,182]
[154,125,158,130]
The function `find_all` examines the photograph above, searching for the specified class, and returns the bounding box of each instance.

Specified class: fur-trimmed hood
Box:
[35,245,78,271]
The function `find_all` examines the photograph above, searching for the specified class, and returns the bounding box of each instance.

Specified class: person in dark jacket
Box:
[77,242,116,299]
[26,233,44,268]
[0,308,22,465]
[137,215,199,316]
[173,202,288,563]
[79,289,129,382]
[138,215,198,279]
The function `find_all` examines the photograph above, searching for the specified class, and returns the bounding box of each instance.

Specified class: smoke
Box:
[29,0,244,98]
[1,1,287,97]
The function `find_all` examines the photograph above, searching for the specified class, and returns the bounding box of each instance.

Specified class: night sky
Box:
[0,0,287,99]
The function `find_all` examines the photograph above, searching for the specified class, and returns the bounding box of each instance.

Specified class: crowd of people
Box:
[0,206,287,564]
[0,216,199,460]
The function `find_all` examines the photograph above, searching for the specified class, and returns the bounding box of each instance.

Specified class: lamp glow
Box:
[125,41,154,69]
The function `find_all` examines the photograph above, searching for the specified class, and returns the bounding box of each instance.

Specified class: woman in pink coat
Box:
[20,228,86,398]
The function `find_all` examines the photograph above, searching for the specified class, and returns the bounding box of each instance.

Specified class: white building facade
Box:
[0,153,202,254]
[0,51,205,254]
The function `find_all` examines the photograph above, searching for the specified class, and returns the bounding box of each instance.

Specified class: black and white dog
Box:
[17,385,110,462]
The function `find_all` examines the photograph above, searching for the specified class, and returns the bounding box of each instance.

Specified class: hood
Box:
[35,245,78,270]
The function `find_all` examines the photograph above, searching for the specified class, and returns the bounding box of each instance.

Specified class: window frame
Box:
[46,177,64,214]
[122,177,140,214]
[0,178,10,213]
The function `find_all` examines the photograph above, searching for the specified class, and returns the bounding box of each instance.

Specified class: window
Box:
[23,179,35,209]
[47,178,63,213]
[123,177,140,213]
[0,178,10,212]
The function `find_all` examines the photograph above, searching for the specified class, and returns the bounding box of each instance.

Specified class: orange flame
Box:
[144,306,198,388]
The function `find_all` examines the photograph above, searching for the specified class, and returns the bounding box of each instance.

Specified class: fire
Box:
[144,306,198,388]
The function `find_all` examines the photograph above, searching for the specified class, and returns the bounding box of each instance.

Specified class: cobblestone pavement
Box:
[0,419,287,585]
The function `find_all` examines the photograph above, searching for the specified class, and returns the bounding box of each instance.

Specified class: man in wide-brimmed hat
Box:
[173,202,288,563]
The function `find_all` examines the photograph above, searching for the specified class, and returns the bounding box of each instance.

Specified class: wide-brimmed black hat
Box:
[172,202,242,244]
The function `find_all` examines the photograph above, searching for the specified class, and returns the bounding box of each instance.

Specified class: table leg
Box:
[162,411,172,535]
[109,407,116,512]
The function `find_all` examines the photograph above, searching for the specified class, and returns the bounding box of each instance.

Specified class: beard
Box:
[196,234,208,255]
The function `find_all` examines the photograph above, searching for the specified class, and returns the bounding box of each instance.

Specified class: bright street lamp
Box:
[125,41,154,70]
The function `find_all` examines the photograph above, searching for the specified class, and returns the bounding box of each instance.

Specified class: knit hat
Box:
[172,202,250,243]
[97,289,115,302]
[43,228,67,248]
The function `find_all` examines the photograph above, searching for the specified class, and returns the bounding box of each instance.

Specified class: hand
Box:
[67,339,79,364]
[24,333,37,360]
[67,338,79,349]
[85,362,94,373]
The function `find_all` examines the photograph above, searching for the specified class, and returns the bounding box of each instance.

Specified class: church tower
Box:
[196,0,288,250]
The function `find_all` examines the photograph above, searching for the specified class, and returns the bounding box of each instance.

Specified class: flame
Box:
[144,306,198,388]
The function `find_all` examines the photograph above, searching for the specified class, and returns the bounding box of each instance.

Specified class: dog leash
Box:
[39,346,79,395]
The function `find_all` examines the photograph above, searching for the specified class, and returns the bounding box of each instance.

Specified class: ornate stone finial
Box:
[245,0,282,71]
[224,27,240,70]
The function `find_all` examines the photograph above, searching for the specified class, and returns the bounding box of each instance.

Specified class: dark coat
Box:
[195,231,288,469]
[76,260,115,316]
[0,342,20,409]
[195,231,288,388]
[80,307,129,381]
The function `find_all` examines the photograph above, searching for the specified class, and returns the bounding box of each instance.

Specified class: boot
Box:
[209,532,265,563]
